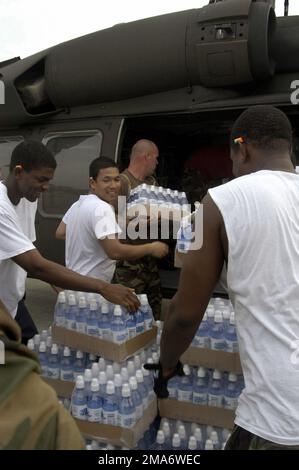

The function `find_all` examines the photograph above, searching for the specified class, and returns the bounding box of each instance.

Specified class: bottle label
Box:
[127,326,136,339]
[144,319,153,331]
[226,340,239,353]
[177,389,193,403]
[101,328,111,341]
[168,386,177,399]
[87,326,98,336]
[41,364,48,376]
[76,322,86,334]
[87,407,102,422]
[47,366,60,379]
[135,404,143,421]
[193,391,208,405]
[55,316,65,327]
[65,319,76,330]
[136,323,145,335]
[60,369,73,381]
[208,394,223,408]
[223,396,238,410]
[210,337,226,351]
[112,331,127,344]
[72,404,87,420]
[102,411,117,426]
[119,412,135,428]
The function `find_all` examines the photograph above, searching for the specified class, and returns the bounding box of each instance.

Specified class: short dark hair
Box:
[89,157,118,179]
[231,105,293,153]
[10,140,57,172]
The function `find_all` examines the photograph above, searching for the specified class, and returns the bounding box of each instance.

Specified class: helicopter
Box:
[0,0,298,297]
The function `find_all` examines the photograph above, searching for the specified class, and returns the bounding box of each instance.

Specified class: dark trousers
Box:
[15,299,38,345]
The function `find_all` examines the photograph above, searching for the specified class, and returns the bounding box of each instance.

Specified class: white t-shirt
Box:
[63,194,121,282]
[0,182,37,317]
[209,170,299,445]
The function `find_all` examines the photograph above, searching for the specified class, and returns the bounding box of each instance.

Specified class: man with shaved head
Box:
[114,139,163,319]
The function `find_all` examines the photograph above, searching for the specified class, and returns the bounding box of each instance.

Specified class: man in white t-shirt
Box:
[0,141,139,342]
[151,106,299,449]
[55,157,168,281]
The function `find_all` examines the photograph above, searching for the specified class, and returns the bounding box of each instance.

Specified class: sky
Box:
[1,0,298,62]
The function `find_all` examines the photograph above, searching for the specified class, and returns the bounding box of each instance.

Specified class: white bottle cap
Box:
[98,371,107,385]
[140,293,148,303]
[51,343,59,355]
[183,364,191,376]
[129,377,138,390]
[98,357,106,371]
[178,425,186,439]
[212,369,222,380]
[228,372,237,382]
[27,339,35,351]
[79,297,87,308]
[135,370,144,383]
[112,361,121,374]
[134,354,141,369]
[121,367,129,382]
[121,383,131,398]
[101,303,110,314]
[91,378,100,392]
[194,427,202,441]
[141,365,149,377]
[205,439,214,450]
[172,433,181,448]
[114,374,123,388]
[34,334,40,345]
[76,350,84,359]
[197,366,206,378]
[214,311,223,323]
[90,299,98,311]
[68,294,77,306]
[84,369,92,382]
[210,431,219,444]
[162,422,171,437]
[58,291,66,303]
[222,307,231,320]
[63,346,71,356]
[156,430,165,445]
[91,363,99,378]
[89,353,96,361]
[46,336,52,348]
[127,360,135,375]
[188,436,197,450]
[75,375,85,389]
[114,305,122,316]
[152,352,159,363]
[230,312,236,325]
[39,341,46,353]
[106,381,115,394]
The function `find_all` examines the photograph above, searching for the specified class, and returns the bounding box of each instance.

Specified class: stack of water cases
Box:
[40,291,160,448]
[156,298,244,443]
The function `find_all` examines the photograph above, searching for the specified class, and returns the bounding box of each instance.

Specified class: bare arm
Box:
[12,249,139,311]
[100,238,168,260]
[55,221,66,240]
[160,194,225,375]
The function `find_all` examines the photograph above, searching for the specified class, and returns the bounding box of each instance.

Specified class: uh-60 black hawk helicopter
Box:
[0,0,298,297]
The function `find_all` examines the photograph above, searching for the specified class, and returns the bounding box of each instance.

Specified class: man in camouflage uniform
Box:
[114,139,162,319]
[0,299,84,450]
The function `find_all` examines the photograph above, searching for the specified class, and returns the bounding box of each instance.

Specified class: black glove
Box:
[143,360,185,399]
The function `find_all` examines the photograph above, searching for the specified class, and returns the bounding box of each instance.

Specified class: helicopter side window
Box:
[0,136,24,180]
[40,131,102,217]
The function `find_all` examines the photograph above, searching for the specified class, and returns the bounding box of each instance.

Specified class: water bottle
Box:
[60,346,73,381]
[208,370,223,408]
[86,353,97,369]
[127,360,136,378]
[177,219,192,254]
[193,427,203,450]
[135,369,148,410]
[151,430,167,451]
[206,306,215,327]
[86,299,99,336]
[210,430,221,450]
[223,373,239,410]
[54,291,66,326]
[204,439,214,450]
[98,302,110,341]
[193,366,208,405]
[119,384,136,428]
[87,378,102,422]
[142,365,155,403]
[167,375,178,399]
[76,296,88,334]
[140,294,153,331]
[66,293,78,330]
[46,336,52,355]
[121,367,129,385]
[134,354,142,371]
[114,374,123,421]
[47,343,60,379]
[73,350,85,380]
[177,365,193,403]
[161,422,172,448]
[171,433,183,451]
[210,311,226,351]
[222,306,231,332]
[98,357,106,372]
[129,377,143,421]
[38,341,48,376]
[83,369,93,400]
[98,371,107,399]
[91,362,99,378]
[225,312,238,352]
[188,436,197,451]
[126,311,137,339]
[102,381,118,426]
[135,306,145,336]
[34,334,41,352]
[178,424,188,449]
[71,375,87,420]
[111,306,128,344]
[112,361,121,374]
[193,313,210,348]
[27,339,35,353]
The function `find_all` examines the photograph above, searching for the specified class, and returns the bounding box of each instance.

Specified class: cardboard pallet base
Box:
[52,325,157,362]
[76,400,157,448]
[158,398,235,429]
[181,346,242,374]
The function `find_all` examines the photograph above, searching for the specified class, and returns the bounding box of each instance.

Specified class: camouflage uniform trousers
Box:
[225,425,299,450]
[114,256,162,320]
